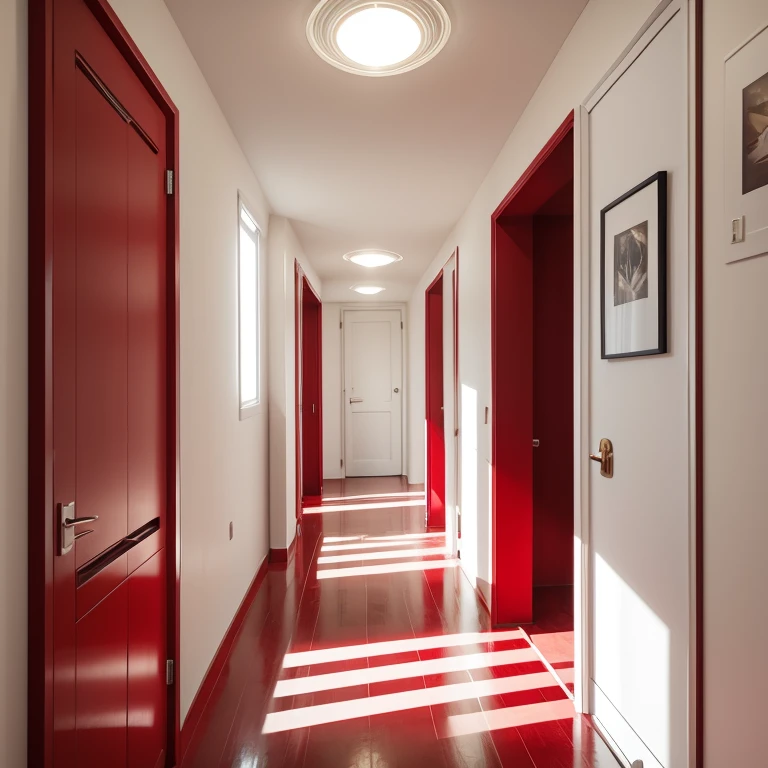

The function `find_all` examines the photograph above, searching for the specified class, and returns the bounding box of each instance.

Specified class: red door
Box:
[51,1,169,765]
[301,282,323,500]
[425,275,446,529]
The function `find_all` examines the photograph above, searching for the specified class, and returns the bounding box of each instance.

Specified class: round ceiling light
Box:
[351,285,386,295]
[307,1,451,77]
[343,249,403,268]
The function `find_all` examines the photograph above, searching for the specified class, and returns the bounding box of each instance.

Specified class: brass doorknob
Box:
[589,438,614,478]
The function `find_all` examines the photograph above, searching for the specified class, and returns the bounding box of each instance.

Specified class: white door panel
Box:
[344,310,403,476]
[587,8,690,768]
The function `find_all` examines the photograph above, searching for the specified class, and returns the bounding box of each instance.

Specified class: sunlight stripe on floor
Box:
[321,538,445,552]
[322,533,439,543]
[438,698,575,738]
[321,492,425,503]
[274,647,539,697]
[304,500,427,514]
[316,559,459,580]
[317,546,449,565]
[262,671,563,733]
[282,629,525,668]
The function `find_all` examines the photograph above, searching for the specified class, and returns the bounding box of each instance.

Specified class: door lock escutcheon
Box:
[589,438,614,479]
[58,502,99,556]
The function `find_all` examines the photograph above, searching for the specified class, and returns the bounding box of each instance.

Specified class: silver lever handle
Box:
[63,516,99,528]
[349,397,363,404]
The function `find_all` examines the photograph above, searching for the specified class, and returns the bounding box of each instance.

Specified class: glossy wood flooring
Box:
[181,477,619,768]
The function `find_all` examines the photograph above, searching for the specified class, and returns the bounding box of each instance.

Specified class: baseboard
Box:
[178,554,269,761]
[269,528,298,564]
[475,576,492,618]
[269,547,288,563]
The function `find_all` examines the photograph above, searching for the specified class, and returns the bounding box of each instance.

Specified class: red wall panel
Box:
[302,300,322,497]
[532,214,574,587]
[492,218,534,624]
[426,277,445,529]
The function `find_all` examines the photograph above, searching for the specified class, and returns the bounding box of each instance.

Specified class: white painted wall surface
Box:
[702,2,768,765]
[0,0,27,764]
[267,216,322,549]
[408,0,660,598]
[322,303,344,480]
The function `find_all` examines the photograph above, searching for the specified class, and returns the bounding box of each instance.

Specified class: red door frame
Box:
[28,1,181,764]
[294,262,323,514]
[425,249,459,532]
[490,112,574,627]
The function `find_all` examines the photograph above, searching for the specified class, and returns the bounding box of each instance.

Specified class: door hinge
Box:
[340,321,342,329]
[340,458,344,468]
[400,321,404,330]
[166,659,174,685]
[165,170,174,196]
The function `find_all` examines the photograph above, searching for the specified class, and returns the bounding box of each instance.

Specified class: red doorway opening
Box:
[491,113,575,629]
[295,264,323,514]
[425,273,445,530]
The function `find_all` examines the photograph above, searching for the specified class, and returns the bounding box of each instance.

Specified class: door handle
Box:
[59,502,99,556]
[349,397,363,404]
[589,438,614,479]
[63,515,99,528]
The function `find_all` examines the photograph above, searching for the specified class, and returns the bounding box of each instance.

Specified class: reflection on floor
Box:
[527,586,575,696]
[181,477,618,767]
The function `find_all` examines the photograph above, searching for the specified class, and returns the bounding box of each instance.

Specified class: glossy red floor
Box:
[181,477,619,768]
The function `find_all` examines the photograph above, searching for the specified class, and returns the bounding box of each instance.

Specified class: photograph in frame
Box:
[600,172,667,360]
[725,23,768,262]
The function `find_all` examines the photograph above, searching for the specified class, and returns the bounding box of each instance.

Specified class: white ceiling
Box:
[165,0,587,293]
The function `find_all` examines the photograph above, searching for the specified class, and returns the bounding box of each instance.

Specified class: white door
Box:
[585,6,691,768]
[343,310,403,477]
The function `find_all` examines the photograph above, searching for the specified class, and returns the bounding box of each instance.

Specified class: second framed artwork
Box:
[600,171,667,360]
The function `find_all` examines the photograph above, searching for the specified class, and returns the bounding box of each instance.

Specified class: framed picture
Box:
[600,171,667,360]
[724,22,768,263]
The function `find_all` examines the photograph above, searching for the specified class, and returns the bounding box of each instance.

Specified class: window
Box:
[238,198,260,417]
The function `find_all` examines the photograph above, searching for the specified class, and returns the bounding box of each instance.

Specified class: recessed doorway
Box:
[296,265,323,509]
[491,114,575,672]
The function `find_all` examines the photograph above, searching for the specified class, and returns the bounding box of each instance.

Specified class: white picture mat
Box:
[724,22,768,263]
[603,181,660,356]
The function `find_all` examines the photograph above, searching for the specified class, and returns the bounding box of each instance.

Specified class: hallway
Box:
[181,478,619,768]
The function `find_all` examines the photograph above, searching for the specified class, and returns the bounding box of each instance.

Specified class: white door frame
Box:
[340,304,407,479]
[573,1,700,766]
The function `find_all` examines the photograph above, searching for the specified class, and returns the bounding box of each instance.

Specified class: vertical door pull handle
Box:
[589,438,614,478]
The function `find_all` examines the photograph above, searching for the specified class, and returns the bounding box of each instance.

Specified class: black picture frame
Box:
[600,171,668,360]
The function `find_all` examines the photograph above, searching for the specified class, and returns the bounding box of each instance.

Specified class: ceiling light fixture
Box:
[343,249,403,268]
[351,285,386,295]
[307,1,451,77]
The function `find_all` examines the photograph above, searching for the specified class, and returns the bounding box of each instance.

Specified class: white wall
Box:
[268,216,321,548]
[0,0,27,765]
[408,0,659,590]
[322,303,344,480]
[702,2,768,765]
